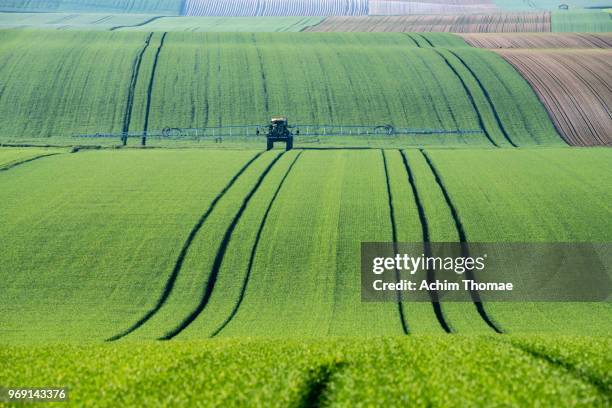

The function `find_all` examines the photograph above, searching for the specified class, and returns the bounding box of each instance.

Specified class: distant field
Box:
[368,0,498,15]
[493,0,611,10]
[461,33,612,48]
[307,13,551,32]
[183,0,369,16]
[0,12,160,30]
[552,10,612,32]
[1,336,609,406]
[0,0,182,14]
[118,16,325,32]
[0,30,563,146]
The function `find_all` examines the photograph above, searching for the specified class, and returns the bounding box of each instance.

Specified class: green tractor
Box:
[265,116,294,151]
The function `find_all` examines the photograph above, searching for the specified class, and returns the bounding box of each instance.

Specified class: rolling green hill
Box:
[0,30,563,147]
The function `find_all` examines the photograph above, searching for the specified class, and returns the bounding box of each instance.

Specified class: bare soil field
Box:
[306,13,551,32]
[462,33,612,49]
[368,0,497,15]
[497,49,612,146]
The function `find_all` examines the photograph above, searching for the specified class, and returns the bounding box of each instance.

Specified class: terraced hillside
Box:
[0,30,562,147]
[0,147,610,344]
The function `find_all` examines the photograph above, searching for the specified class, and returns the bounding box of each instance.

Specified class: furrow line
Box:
[399,150,452,333]
[106,151,265,341]
[429,49,499,147]
[251,34,269,114]
[160,151,286,340]
[299,362,346,408]
[210,152,303,338]
[121,32,153,136]
[381,150,409,335]
[143,32,168,134]
[419,149,502,334]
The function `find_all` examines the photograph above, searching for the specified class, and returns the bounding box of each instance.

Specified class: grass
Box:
[493,0,612,10]
[0,0,182,14]
[0,30,565,147]
[0,336,609,407]
[552,10,612,32]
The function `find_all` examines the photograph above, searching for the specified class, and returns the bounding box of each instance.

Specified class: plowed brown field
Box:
[462,33,612,49]
[497,50,611,146]
[306,13,550,32]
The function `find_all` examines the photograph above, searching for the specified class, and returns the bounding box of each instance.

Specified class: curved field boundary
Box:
[0,152,61,172]
[496,49,612,146]
[462,33,612,49]
[419,149,503,334]
[381,150,410,334]
[107,151,264,341]
[110,16,169,31]
[160,151,285,340]
[306,13,550,32]
[210,152,303,337]
[399,150,452,333]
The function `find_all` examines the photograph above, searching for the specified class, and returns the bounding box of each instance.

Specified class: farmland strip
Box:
[429,49,498,147]
[160,151,285,340]
[419,149,502,334]
[210,152,303,338]
[445,50,518,147]
[121,32,153,136]
[143,32,168,133]
[251,34,269,113]
[0,153,60,172]
[381,150,409,335]
[400,150,452,333]
[107,151,264,341]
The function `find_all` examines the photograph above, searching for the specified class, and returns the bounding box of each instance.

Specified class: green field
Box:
[494,0,612,10]
[1,147,610,344]
[0,0,182,14]
[118,16,325,32]
[0,30,563,147]
[0,12,160,30]
[552,10,612,32]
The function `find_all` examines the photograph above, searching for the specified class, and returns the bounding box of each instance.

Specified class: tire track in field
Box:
[381,150,410,335]
[428,49,499,147]
[160,151,286,340]
[506,340,611,399]
[210,152,303,338]
[143,32,168,134]
[109,16,168,31]
[444,50,518,147]
[121,32,153,137]
[106,151,265,341]
[399,150,452,333]
[419,149,503,334]
[251,34,269,114]
[0,153,60,172]
[299,361,346,408]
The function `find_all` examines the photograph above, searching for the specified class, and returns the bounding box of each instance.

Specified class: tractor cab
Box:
[266,116,294,151]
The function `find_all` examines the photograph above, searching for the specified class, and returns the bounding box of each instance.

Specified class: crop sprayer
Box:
[73,117,484,149]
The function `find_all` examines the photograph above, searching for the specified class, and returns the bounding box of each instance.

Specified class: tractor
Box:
[264,116,294,151]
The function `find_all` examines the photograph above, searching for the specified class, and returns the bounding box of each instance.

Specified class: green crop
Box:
[0,30,565,147]
[119,16,325,32]
[552,10,612,32]
[0,0,182,14]
[0,337,609,407]
[0,12,160,30]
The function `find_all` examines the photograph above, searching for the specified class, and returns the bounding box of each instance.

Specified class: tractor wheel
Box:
[267,139,274,151]
[286,138,293,151]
